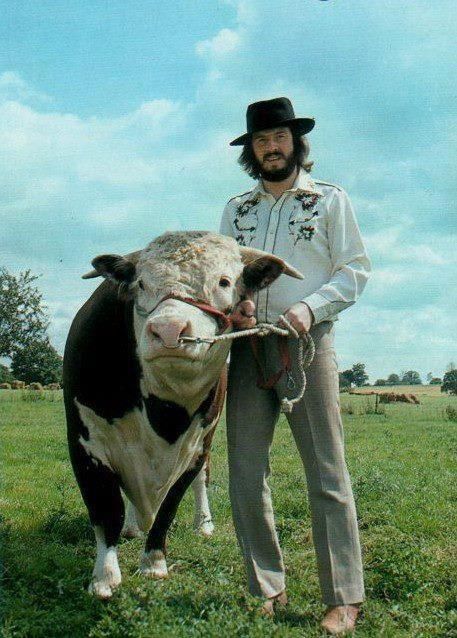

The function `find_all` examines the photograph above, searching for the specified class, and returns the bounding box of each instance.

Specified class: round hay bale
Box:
[29,382,44,391]
[11,380,26,390]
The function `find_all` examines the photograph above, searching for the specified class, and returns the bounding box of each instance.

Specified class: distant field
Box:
[349,384,444,396]
[1,390,456,637]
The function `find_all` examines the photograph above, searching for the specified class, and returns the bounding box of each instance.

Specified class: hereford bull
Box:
[63,231,302,598]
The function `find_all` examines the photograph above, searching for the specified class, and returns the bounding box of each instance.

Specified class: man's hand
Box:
[230,299,257,330]
[283,302,314,334]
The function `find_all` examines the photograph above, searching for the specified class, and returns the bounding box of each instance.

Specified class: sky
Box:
[1,0,456,382]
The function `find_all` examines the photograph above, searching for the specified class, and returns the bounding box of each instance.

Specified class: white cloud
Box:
[195,28,241,57]
[0,71,51,104]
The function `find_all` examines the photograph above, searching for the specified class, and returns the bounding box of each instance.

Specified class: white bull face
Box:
[87,231,302,411]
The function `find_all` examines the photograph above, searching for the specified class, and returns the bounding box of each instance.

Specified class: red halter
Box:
[144,293,233,334]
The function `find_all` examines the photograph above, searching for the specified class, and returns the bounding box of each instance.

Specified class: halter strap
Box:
[249,334,292,390]
[135,293,233,334]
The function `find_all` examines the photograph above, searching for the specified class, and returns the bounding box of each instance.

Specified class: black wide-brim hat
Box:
[230,97,315,146]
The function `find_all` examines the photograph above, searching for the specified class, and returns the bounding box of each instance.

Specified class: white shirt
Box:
[219,168,371,324]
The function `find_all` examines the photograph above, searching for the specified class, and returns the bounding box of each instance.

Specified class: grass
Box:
[1,389,456,637]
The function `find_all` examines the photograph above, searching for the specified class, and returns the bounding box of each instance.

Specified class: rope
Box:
[184,315,315,414]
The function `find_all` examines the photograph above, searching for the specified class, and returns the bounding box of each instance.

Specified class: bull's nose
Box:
[147,318,190,348]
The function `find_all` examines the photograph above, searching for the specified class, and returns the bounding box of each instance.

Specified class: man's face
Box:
[251,126,296,181]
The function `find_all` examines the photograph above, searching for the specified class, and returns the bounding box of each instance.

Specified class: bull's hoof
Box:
[121,524,143,539]
[197,520,214,537]
[140,549,169,579]
[88,573,121,599]
[194,516,214,537]
[89,534,122,598]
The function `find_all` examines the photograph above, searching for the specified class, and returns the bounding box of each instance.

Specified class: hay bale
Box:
[11,380,26,390]
[0,382,11,389]
[28,382,44,391]
[44,382,61,390]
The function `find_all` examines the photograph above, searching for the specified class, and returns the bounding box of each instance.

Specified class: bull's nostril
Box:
[147,324,161,340]
[147,318,190,347]
[178,321,191,338]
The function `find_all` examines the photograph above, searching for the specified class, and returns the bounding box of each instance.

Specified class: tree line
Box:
[340,362,457,395]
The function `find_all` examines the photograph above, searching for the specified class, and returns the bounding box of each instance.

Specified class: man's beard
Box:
[258,151,297,182]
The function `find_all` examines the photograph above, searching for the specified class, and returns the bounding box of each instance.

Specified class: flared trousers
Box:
[226,321,365,605]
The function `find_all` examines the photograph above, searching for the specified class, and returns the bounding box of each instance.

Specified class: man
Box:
[220,97,370,635]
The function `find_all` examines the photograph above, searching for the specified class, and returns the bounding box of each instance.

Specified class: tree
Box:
[0,364,14,384]
[374,379,387,386]
[426,372,433,384]
[0,268,49,358]
[351,362,369,387]
[441,370,457,396]
[430,377,442,385]
[386,373,400,386]
[401,370,422,385]
[11,338,63,385]
[339,369,354,389]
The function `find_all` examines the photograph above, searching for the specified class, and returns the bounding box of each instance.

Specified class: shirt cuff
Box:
[301,292,333,325]
[301,293,356,324]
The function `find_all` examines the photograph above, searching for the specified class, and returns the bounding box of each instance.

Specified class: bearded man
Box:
[220,97,370,635]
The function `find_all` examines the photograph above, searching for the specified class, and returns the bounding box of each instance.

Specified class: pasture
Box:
[1,389,456,637]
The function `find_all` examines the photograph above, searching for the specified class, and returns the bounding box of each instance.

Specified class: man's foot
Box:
[260,591,288,617]
[321,604,360,635]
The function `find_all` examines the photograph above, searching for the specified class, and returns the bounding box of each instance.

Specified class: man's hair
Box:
[237,126,314,179]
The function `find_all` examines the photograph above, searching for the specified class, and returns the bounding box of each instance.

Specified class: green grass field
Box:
[1,389,456,637]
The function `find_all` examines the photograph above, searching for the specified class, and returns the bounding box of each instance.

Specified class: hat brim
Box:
[229,117,315,146]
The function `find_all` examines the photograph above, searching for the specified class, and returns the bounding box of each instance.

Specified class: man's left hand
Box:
[283,302,314,334]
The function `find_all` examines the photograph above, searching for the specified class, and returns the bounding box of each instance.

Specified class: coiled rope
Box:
[180,316,315,414]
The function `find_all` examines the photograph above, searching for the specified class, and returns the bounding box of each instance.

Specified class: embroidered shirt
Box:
[219,169,371,324]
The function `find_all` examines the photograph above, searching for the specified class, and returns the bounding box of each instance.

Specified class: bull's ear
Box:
[82,249,142,280]
[87,254,136,284]
[242,256,283,291]
[239,246,303,281]
[240,247,303,291]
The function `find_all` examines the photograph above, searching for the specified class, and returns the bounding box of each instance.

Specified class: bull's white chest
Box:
[75,399,208,531]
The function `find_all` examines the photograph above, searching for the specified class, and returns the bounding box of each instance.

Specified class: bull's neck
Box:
[139,341,230,416]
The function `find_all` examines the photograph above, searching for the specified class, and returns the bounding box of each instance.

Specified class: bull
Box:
[63,231,301,598]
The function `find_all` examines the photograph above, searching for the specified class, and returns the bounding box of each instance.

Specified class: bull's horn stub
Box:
[238,246,304,280]
[81,249,142,279]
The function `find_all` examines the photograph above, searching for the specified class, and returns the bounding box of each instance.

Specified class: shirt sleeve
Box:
[219,201,234,238]
[301,188,371,324]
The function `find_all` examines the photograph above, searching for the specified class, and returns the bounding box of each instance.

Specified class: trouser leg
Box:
[278,322,365,605]
[226,338,284,598]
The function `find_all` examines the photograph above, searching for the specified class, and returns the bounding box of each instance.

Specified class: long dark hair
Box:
[238,126,313,179]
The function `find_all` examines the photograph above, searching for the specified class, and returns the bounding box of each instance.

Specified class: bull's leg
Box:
[70,443,124,598]
[121,498,143,538]
[191,461,214,537]
[140,457,205,579]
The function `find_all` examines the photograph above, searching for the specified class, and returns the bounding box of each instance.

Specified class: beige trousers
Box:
[226,321,365,605]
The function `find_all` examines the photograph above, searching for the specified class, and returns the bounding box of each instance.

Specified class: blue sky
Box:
[1,0,456,381]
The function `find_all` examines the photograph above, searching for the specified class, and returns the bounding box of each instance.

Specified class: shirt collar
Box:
[252,168,323,199]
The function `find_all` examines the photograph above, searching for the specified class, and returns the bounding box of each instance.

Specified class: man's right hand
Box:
[230,299,257,330]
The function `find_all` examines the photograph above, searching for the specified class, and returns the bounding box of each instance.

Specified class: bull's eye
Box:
[219,277,231,288]
[138,279,145,290]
